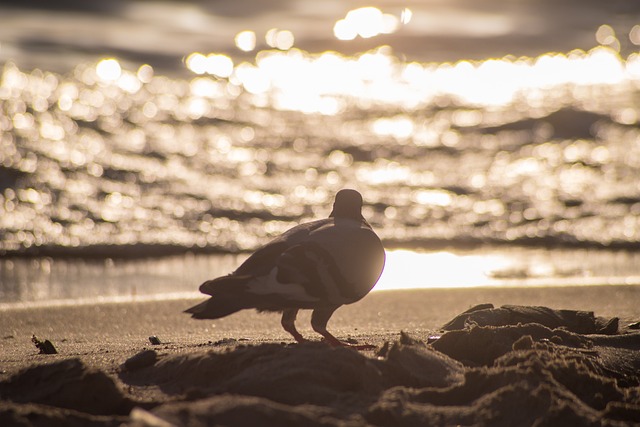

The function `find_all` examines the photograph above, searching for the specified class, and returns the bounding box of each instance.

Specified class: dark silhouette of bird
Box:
[185,189,385,347]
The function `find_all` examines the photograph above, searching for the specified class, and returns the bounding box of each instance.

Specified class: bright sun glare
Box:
[168,10,640,115]
[180,22,638,115]
[374,250,513,290]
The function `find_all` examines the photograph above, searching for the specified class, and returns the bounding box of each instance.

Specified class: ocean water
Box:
[2,248,640,309]
[1,2,640,306]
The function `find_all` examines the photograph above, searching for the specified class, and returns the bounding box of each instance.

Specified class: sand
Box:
[1,285,640,426]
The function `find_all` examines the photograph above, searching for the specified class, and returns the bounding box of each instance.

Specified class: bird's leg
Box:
[311,306,375,350]
[281,309,307,343]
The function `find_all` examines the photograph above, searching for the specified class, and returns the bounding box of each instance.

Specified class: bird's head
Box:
[329,189,364,220]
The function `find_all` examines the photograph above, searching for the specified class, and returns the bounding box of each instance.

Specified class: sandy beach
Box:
[2,285,640,426]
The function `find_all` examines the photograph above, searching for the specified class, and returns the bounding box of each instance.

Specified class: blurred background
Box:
[1,0,640,306]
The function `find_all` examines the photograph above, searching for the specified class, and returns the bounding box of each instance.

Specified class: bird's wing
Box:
[233,218,331,276]
[274,241,357,304]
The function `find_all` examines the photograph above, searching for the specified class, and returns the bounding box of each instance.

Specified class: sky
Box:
[0,0,639,74]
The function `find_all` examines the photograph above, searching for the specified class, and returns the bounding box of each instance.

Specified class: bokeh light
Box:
[137,64,154,83]
[334,7,400,40]
[265,28,295,50]
[185,52,207,74]
[630,25,640,46]
[596,24,621,52]
[401,8,413,25]
[95,58,122,82]
[206,54,234,78]
[235,30,257,52]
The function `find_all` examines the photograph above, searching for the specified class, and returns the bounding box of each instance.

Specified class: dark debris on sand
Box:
[1,305,640,426]
[31,336,57,355]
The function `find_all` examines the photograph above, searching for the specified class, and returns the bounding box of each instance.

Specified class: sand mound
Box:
[441,303,619,334]
[2,305,640,426]
[0,358,132,416]
[120,337,465,413]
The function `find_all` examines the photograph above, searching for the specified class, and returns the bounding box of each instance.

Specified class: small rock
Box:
[148,335,162,345]
[31,335,57,354]
[627,321,640,330]
[123,349,157,371]
[598,317,619,334]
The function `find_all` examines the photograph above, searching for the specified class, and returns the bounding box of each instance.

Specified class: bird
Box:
[185,189,385,348]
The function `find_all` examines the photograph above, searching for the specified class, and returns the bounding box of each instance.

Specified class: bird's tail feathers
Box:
[199,274,252,295]
[186,274,255,319]
[184,297,245,319]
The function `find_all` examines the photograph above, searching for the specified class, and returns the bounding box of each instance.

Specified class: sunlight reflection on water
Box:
[2,41,640,256]
[2,248,640,310]
[2,9,640,313]
[376,250,512,290]
[184,45,638,111]
[376,248,640,290]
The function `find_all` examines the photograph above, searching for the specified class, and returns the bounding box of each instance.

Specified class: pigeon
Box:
[185,189,385,347]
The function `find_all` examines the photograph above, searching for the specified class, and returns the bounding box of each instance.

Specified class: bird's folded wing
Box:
[233,219,330,276]
[233,241,289,276]
[276,242,355,303]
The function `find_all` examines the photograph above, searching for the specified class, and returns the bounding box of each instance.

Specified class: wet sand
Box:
[1,285,640,426]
